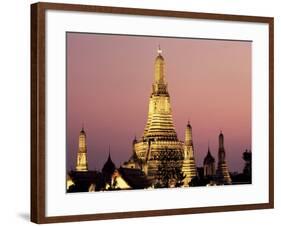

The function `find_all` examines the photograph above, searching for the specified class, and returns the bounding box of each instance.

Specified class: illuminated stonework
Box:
[182,123,197,185]
[216,132,232,184]
[75,127,89,171]
[133,47,197,184]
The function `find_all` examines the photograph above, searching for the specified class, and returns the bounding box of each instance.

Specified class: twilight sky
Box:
[66,33,251,173]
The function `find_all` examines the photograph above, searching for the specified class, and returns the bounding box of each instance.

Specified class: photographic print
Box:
[31,3,273,222]
[66,33,252,193]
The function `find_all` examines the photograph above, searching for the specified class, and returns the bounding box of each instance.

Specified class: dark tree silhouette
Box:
[188,176,208,187]
[231,149,252,184]
[242,149,252,183]
[188,167,211,187]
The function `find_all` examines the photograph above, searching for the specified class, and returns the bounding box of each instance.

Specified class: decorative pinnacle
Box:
[157,45,162,55]
[108,145,111,159]
[208,140,211,152]
[80,123,85,133]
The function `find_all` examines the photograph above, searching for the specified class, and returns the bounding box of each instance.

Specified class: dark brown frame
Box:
[31,2,274,224]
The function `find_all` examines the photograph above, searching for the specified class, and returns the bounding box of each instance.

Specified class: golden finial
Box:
[157,45,162,55]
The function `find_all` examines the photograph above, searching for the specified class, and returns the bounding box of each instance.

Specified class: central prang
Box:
[123,47,197,187]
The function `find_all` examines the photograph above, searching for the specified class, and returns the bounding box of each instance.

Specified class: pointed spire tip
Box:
[157,44,162,55]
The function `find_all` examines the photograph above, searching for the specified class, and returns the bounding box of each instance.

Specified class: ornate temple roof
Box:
[102,152,116,175]
[204,148,215,165]
[118,167,153,189]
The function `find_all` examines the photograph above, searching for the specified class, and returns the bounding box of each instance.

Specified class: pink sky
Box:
[66,33,251,173]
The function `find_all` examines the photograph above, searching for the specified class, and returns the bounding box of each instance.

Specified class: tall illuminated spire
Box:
[153,46,166,88]
[185,121,193,146]
[76,126,88,171]
[133,47,184,179]
[143,47,177,139]
[216,131,232,184]
[218,131,226,164]
[182,121,197,186]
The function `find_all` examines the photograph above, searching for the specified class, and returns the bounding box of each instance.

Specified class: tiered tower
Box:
[142,47,178,140]
[216,131,232,184]
[134,47,185,179]
[182,122,197,186]
[75,127,88,171]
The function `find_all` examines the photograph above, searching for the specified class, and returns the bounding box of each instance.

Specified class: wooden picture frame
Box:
[31,2,274,224]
